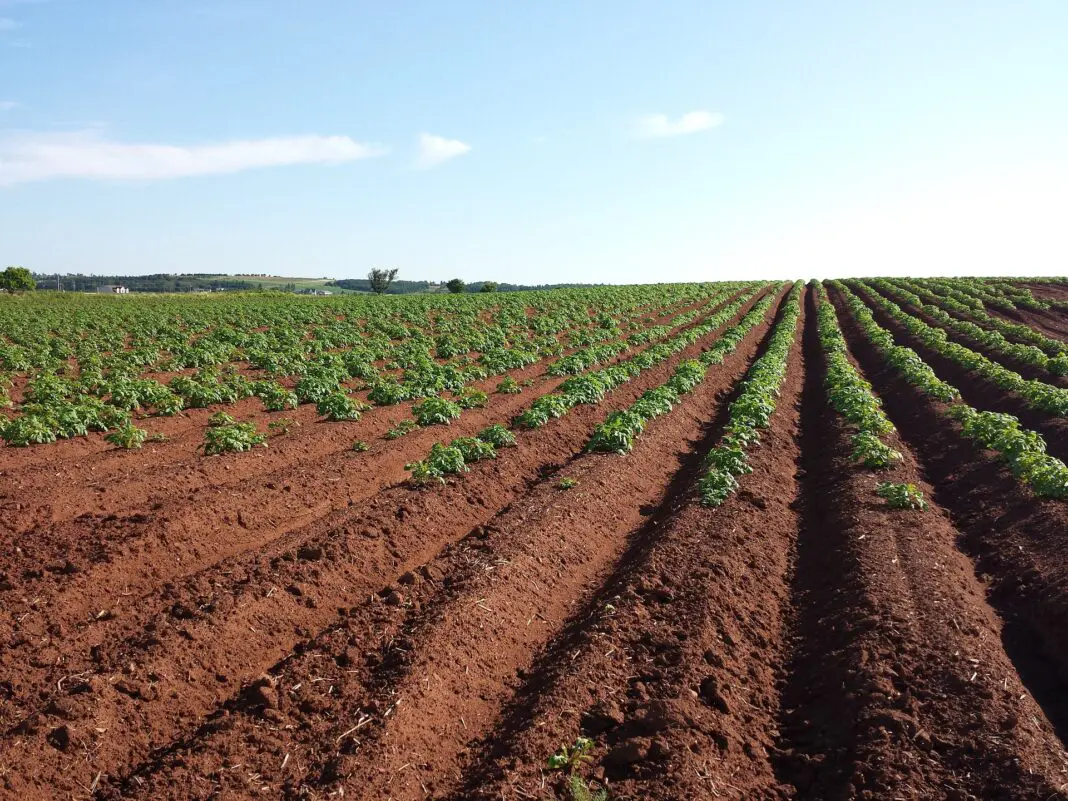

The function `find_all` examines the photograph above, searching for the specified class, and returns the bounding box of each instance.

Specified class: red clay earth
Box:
[0,288,772,798]
[0,292,740,633]
[2,284,1068,801]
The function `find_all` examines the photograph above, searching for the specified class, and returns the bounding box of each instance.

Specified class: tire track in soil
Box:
[993,306,1068,342]
[0,296,719,537]
[0,288,780,801]
[0,291,748,644]
[989,289,1068,340]
[830,285,1068,759]
[849,282,1068,463]
[441,291,806,801]
[1019,282,1068,299]
[772,288,1067,800]
[98,287,793,801]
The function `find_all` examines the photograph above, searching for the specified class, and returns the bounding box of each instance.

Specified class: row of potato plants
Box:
[406,424,517,484]
[813,282,902,469]
[0,283,715,381]
[698,281,803,506]
[983,279,1054,311]
[894,278,1068,360]
[384,290,736,441]
[511,286,761,430]
[933,277,1025,313]
[404,284,769,481]
[850,280,1068,417]
[0,284,720,447]
[872,279,1068,377]
[585,291,778,454]
[543,290,730,376]
[278,291,694,411]
[1005,277,1068,312]
[831,281,1068,499]
[941,277,1050,313]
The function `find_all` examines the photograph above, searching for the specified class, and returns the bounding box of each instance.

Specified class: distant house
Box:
[96,285,130,294]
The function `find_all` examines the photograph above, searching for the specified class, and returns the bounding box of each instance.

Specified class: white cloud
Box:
[0,130,386,186]
[634,110,724,139]
[413,132,471,170]
[0,17,19,30]
[0,101,17,111]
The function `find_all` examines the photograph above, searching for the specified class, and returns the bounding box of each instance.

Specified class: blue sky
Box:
[1,1,1067,283]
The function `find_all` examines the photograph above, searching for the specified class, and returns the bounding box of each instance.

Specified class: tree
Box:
[368,267,399,295]
[479,281,499,293]
[446,278,466,294]
[0,266,35,293]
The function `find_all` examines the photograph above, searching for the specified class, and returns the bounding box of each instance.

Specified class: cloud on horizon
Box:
[0,130,385,186]
[634,110,724,139]
[413,132,471,170]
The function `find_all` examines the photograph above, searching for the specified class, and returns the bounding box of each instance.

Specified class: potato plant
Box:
[105,420,149,449]
[833,281,1068,499]
[202,417,267,455]
[698,282,803,507]
[813,282,902,472]
[851,281,1068,417]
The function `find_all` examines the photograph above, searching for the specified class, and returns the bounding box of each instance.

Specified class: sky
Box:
[1,1,1067,283]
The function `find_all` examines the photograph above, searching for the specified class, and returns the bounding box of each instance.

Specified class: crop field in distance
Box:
[4,276,1068,800]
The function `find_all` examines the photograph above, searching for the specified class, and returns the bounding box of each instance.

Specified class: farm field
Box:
[2,278,1068,800]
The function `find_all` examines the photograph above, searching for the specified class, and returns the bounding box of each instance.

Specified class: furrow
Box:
[831,283,1068,755]
[443,291,806,801]
[772,287,1067,799]
[0,290,774,801]
[0,291,750,643]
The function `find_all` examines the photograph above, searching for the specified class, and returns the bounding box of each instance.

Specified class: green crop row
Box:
[829,281,958,402]
[851,280,1068,417]
[403,284,774,482]
[698,282,803,506]
[586,292,778,454]
[813,282,901,470]
[872,279,1068,377]
[0,282,728,449]
[512,285,766,430]
[893,278,1067,360]
[831,281,1068,500]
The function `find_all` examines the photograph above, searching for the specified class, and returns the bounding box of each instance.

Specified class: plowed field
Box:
[2,279,1068,800]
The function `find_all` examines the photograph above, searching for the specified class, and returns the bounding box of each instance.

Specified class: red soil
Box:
[2,284,1068,801]
[0,289,776,799]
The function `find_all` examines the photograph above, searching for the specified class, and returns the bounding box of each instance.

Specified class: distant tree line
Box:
[26,271,603,295]
[334,278,596,294]
[31,273,265,293]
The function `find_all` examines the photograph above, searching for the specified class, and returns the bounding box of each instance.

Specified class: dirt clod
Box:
[46,725,74,751]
